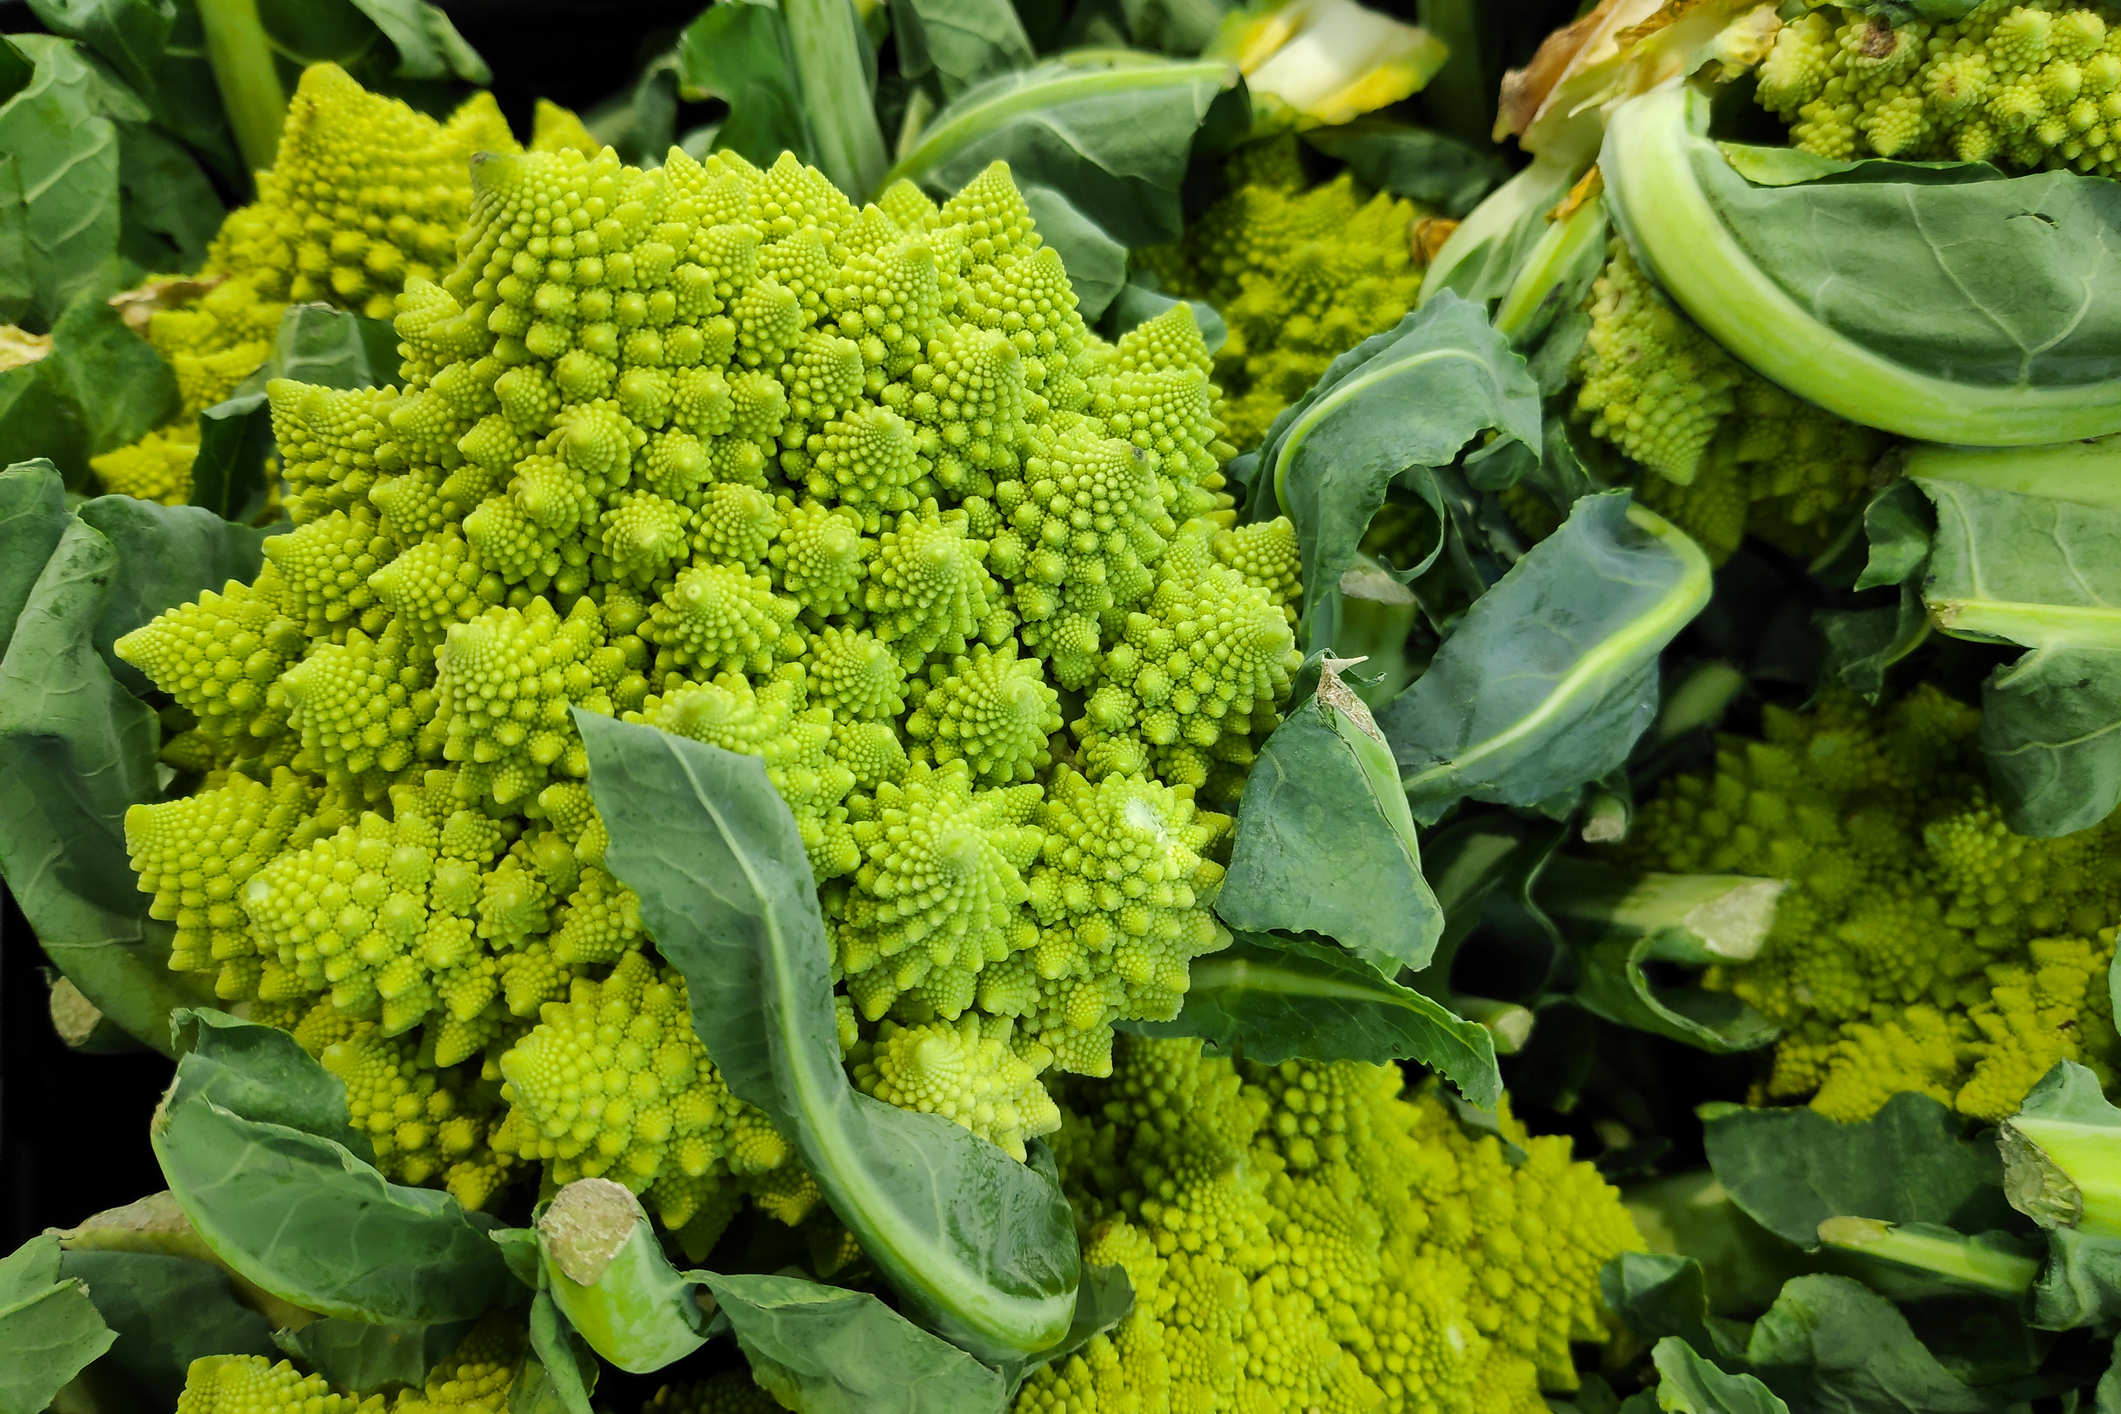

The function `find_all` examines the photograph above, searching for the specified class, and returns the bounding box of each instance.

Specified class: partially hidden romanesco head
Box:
[1611,684,2121,1123]
[1136,137,1429,451]
[1758,0,2121,174]
[176,1314,530,1414]
[115,142,1300,1238]
[1555,239,1888,564]
[1013,1036,1643,1414]
[92,64,600,505]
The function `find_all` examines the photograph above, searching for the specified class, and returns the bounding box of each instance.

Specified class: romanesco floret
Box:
[491,949,794,1232]
[118,142,1294,1229]
[176,1356,381,1414]
[1560,242,1889,563]
[1139,139,1427,449]
[1011,1036,1643,1414]
[96,65,596,504]
[1757,0,2121,174]
[643,1375,783,1414]
[1611,685,2121,1122]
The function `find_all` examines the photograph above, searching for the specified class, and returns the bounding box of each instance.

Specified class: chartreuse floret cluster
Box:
[1013,1037,1642,1414]
[1137,137,1429,450]
[91,65,597,505]
[1555,240,1889,563]
[117,139,1298,1233]
[1611,685,2121,1123]
[176,1314,532,1414]
[1759,0,2121,173]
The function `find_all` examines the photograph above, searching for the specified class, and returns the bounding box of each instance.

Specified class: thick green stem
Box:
[1904,436,2121,510]
[783,0,888,200]
[196,0,285,184]
[539,1180,714,1374]
[1817,1217,2040,1297]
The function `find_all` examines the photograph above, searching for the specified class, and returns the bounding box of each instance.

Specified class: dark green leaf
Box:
[1218,671,1442,974]
[525,1291,598,1414]
[579,713,1080,1362]
[343,0,490,83]
[152,1012,511,1324]
[115,120,226,270]
[1653,1337,1792,1414]
[893,0,1036,99]
[0,37,122,330]
[1380,491,1712,824]
[41,291,180,458]
[26,0,244,183]
[277,1317,476,1393]
[1125,930,1501,1104]
[882,53,1239,245]
[0,1234,118,1414]
[702,1272,1009,1414]
[1744,1274,1998,1413]
[1702,1093,2025,1249]
[1302,118,1507,217]
[675,1,816,174]
[1568,930,1779,1054]
[59,1250,276,1406]
[1601,1253,1747,1363]
[1020,183,1125,321]
[1246,293,1541,656]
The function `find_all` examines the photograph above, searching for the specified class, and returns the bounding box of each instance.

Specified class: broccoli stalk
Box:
[1538,856,1785,966]
[195,0,286,182]
[539,1179,715,1374]
[2001,1062,2121,1239]
[1815,1217,2041,1298]
[1903,436,2121,512]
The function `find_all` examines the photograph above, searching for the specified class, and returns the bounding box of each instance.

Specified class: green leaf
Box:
[1217,662,1442,974]
[1245,292,1542,657]
[1568,929,1778,1054]
[342,0,491,83]
[41,290,180,458]
[0,36,122,330]
[25,0,245,183]
[1702,1092,2025,1250]
[0,361,91,483]
[1855,477,2121,836]
[1125,929,1501,1104]
[59,1250,276,1406]
[277,1318,476,1393]
[881,52,1240,245]
[893,0,1036,99]
[1603,82,2121,444]
[2028,1225,2121,1331]
[676,1,816,174]
[0,466,265,1049]
[1020,183,1125,321]
[1379,491,1712,824]
[0,1234,118,1414]
[1601,1253,1746,1363]
[1300,117,1506,217]
[525,1291,598,1414]
[703,1272,1010,1414]
[1652,1337,1792,1414]
[1743,1274,1998,1413]
[781,0,890,199]
[115,120,227,270]
[151,1011,512,1324]
[578,712,1080,1363]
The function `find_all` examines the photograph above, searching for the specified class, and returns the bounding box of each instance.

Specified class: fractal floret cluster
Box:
[1758,0,2121,173]
[91,64,596,505]
[1014,1037,1642,1414]
[1137,137,1427,450]
[1555,240,1887,564]
[1613,685,2121,1123]
[116,138,1302,1240]
[176,1314,531,1414]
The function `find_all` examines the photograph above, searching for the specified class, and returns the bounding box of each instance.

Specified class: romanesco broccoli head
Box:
[1613,685,2121,1122]
[1012,1036,1643,1414]
[117,142,1298,1232]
